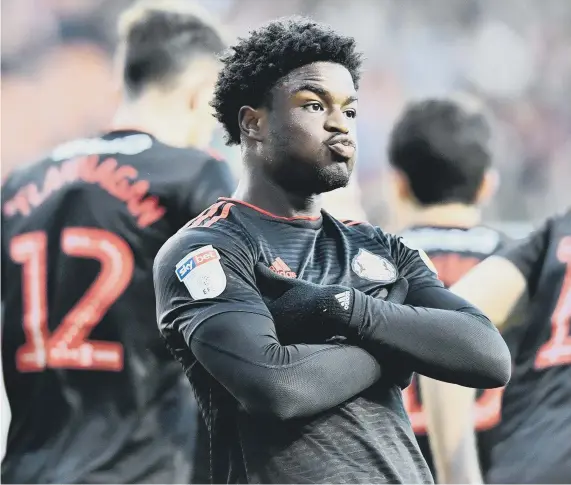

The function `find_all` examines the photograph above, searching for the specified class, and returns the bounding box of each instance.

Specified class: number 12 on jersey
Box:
[9,228,134,372]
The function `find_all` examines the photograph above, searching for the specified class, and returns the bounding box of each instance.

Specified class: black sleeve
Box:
[186,158,235,216]
[153,226,382,420]
[348,285,511,389]
[191,312,382,420]
[495,220,551,299]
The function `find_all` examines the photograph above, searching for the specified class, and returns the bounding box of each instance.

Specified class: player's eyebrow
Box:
[293,83,358,105]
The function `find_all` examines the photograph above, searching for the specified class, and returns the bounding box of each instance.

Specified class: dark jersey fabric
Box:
[154,198,448,484]
[484,210,571,484]
[399,225,511,479]
[1,130,235,484]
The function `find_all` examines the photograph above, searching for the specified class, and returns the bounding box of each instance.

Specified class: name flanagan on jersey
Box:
[3,154,166,227]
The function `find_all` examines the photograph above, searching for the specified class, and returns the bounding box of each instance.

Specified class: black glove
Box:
[254,263,409,343]
[254,263,354,343]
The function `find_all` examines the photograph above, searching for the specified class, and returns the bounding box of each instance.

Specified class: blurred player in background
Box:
[386,97,512,482]
[153,17,510,484]
[422,208,571,484]
[1,1,234,483]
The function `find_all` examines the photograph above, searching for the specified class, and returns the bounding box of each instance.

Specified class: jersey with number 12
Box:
[0,129,235,484]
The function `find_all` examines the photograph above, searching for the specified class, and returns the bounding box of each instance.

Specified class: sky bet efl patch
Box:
[175,245,226,300]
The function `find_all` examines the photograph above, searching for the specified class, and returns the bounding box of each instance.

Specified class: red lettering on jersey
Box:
[109,165,138,201]
[3,191,31,217]
[2,155,166,228]
[94,157,119,188]
[26,183,42,207]
[133,196,166,228]
[10,229,133,372]
[194,249,219,266]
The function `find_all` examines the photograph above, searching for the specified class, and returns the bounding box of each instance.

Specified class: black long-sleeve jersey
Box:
[484,209,571,484]
[1,129,235,484]
[399,225,512,479]
[154,199,509,484]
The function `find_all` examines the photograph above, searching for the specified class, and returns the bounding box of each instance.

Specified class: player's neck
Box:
[407,203,482,229]
[111,95,195,149]
[233,176,322,219]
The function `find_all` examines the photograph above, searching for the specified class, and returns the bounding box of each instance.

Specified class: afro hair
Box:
[211,16,363,145]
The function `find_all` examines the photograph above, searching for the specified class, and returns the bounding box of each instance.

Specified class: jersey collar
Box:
[218,197,323,229]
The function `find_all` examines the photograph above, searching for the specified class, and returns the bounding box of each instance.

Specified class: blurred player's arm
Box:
[420,222,549,483]
[153,229,384,421]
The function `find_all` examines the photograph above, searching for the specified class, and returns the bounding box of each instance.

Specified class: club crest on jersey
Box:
[351,249,397,283]
[175,245,226,300]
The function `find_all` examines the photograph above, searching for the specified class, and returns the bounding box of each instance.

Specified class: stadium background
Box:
[1,0,570,464]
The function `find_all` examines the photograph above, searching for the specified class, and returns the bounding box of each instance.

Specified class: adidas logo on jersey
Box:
[269,258,297,278]
[335,291,351,310]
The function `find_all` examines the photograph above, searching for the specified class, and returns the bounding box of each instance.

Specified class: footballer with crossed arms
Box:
[153,17,511,484]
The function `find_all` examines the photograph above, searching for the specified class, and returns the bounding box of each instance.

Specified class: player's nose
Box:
[324,108,349,134]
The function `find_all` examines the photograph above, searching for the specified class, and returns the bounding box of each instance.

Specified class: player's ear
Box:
[238,106,266,142]
[475,168,500,205]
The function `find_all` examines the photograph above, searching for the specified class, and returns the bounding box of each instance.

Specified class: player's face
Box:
[263,61,358,195]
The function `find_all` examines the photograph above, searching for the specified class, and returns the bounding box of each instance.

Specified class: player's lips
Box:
[326,135,356,159]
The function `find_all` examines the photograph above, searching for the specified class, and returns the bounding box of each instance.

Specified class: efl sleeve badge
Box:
[175,245,227,300]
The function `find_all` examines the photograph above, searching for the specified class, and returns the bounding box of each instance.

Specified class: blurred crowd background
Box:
[2,0,570,230]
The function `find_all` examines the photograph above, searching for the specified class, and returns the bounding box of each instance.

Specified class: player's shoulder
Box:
[150,138,213,164]
[2,156,52,190]
[335,215,381,239]
[365,224,442,284]
[333,217,417,262]
[150,138,229,172]
[59,130,226,176]
[154,199,255,269]
[51,131,154,161]
[1,154,55,207]
[333,217,408,254]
